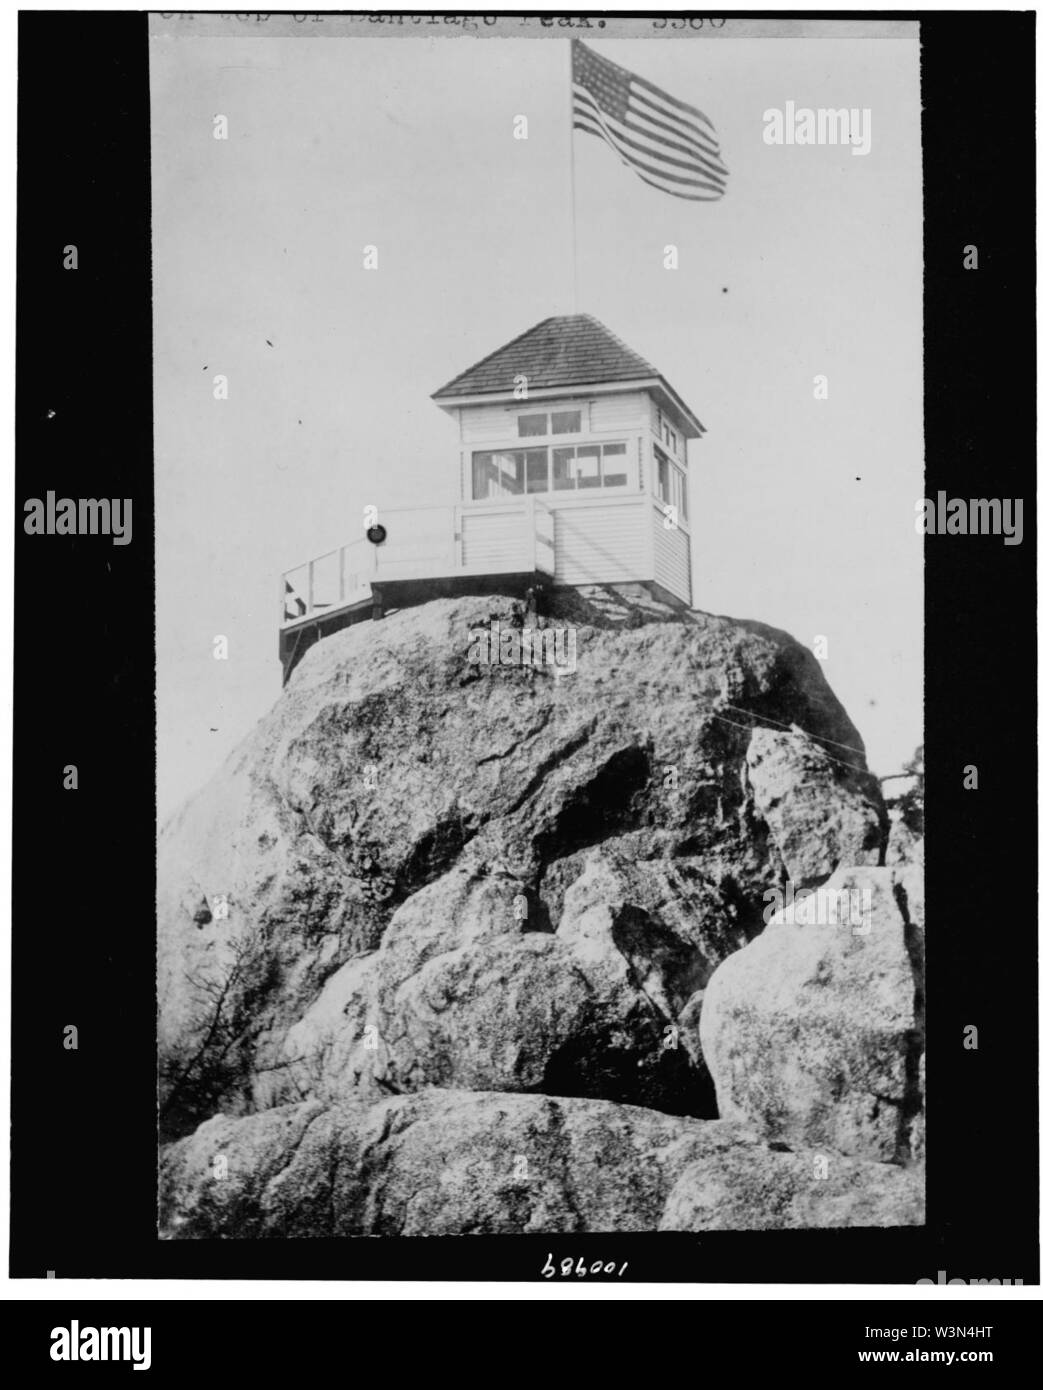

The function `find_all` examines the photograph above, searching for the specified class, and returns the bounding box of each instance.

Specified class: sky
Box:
[151,20,923,821]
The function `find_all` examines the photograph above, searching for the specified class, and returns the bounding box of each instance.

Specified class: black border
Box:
[12,10,1038,1285]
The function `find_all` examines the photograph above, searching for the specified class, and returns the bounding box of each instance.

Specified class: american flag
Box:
[571,40,728,203]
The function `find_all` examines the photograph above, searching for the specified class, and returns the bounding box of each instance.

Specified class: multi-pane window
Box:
[552,442,627,491]
[517,410,581,438]
[472,448,549,499]
[472,406,634,499]
[473,441,628,499]
[653,444,689,522]
[655,408,680,458]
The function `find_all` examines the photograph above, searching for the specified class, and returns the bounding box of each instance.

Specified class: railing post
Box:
[307,560,314,616]
[339,545,345,603]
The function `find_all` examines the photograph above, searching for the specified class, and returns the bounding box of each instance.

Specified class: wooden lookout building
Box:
[279,314,703,680]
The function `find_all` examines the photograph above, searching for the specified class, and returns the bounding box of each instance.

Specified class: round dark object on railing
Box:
[366,523,388,546]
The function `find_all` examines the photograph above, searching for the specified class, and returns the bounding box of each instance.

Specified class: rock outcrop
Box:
[160,1089,919,1237]
[745,726,884,883]
[700,865,924,1163]
[160,1092,748,1237]
[158,591,918,1235]
[660,1143,925,1232]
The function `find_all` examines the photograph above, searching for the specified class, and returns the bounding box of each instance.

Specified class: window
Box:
[603,442,628,487]
[526,450,548,493]
[655,445,671,502]
[473,414,632,498]
[656,408,679,456]
[653,444,689,521]
[518,409,582,439]
[552,447,579,491]
[553,443,628,492]
[551,409,581,435]
[473,448,548,499]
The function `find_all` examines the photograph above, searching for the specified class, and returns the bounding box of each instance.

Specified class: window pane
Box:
[525,448,548,493]
[551,410,581,435]
[473,451,497,500]
[518,413,547,437]
[474,450,530,498]
[678,471,688,520]
[576,445,601,489]
[553,447,576,490]
[603,442,627,487]
[499,451,523,495]
[655,446,670,501]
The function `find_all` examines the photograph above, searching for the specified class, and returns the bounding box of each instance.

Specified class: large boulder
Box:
[158,592,886,1139]
[700,864,924,1163]
[746,727,885,884]
[660,1146,924,1231]
[159,1089,923,1238]
[277,854,714,1115]
[159,1090,753,1238]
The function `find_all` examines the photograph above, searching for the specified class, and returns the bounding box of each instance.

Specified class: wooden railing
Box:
[281,498,555,627]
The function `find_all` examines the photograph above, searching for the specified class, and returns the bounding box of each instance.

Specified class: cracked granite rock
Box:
[699,864,924,1164]
[157,590,919,1236]
[660,1143,924,1231]
[159,1089,742,1237]
[159,592,886,1142]
[159,1088,921,1238]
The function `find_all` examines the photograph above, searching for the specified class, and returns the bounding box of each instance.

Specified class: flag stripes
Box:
[571,39,728,203]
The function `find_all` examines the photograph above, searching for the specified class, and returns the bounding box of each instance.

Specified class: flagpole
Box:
[567,40,579,313]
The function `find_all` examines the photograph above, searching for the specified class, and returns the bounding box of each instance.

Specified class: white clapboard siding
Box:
[461,508,532,571]
[461,404,517,445]
[589,391,649,435]
[652,514,692,604]
[461,394,648,445]
[552,501,649,585]
[370,507,455,581]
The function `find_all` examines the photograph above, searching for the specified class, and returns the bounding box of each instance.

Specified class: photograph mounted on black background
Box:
[9,8,1037,1308]
[154,12,925,1242]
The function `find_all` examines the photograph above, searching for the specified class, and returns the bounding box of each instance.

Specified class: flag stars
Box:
[573,39,727,202]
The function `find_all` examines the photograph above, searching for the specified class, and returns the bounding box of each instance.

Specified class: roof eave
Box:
[648,379,706,439]
[433,376,705,437]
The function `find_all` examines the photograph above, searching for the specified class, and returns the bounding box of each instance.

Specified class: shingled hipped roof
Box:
[431,314,703,435]
[432,314,658,399]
